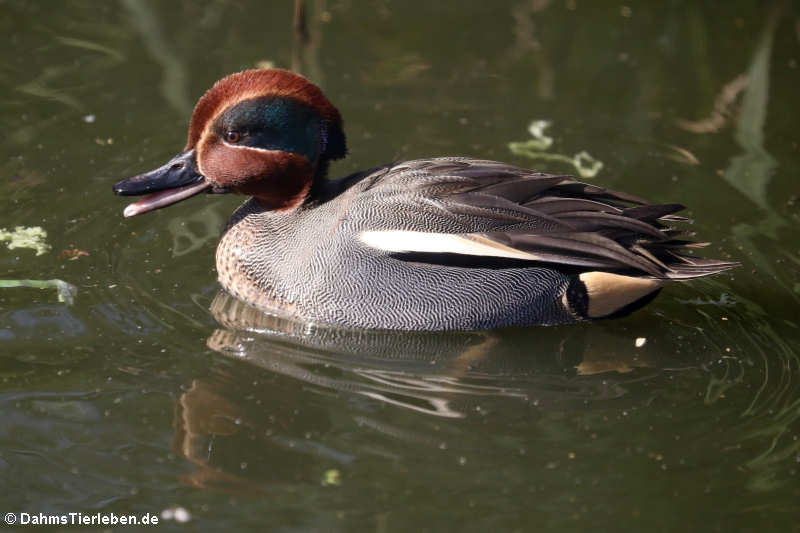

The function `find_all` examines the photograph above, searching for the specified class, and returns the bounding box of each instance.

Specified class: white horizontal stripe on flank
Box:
[358,230,540,261]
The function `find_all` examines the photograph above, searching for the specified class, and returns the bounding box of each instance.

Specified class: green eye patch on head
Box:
[216,96,325,163]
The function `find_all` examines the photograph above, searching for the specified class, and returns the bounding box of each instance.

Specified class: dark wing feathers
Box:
[556,211,669,240]
[365,158,737,279]
[472,176,571,203]
[548,182,650,205]
[485,231,665,276]
[525,197,624,215]
[622,204,685,221]
[448,192,570,230]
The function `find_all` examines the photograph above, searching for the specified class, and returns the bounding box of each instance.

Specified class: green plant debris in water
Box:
[521,120,554,150]
[1,226,77,304]
[0,279,78,305]
[0,226,51,255]
[508,120,604,178]
[321,469,341,486]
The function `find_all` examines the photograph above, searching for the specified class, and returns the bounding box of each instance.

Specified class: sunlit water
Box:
[1,1,799,531]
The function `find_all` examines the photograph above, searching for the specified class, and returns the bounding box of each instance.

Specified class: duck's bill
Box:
[113,149,211,217]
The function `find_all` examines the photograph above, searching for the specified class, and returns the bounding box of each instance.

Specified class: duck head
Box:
[114,69,347,216]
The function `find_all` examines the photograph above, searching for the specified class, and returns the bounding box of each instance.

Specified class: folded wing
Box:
[358,158,736,280]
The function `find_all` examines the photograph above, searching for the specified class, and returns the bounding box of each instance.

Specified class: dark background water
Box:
[1,1,799,531]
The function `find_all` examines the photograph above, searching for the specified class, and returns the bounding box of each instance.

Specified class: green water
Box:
[2,1,799,531]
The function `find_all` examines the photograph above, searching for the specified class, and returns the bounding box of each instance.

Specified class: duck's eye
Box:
[225,131,241,143]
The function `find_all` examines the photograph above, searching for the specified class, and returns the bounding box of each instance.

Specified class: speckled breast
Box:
[215,203,299,316]
[213,199,579,331]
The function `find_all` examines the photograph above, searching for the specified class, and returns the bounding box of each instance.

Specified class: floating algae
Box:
[321,468,341,486]
[0,279,77,305]
[508,120,604,179]
[1,226,77,304]
[0,226,51,256]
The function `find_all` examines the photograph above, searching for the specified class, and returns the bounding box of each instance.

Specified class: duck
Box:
[113,68,736,331]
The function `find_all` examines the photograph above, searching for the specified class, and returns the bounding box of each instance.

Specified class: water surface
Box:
[1,1,799,531]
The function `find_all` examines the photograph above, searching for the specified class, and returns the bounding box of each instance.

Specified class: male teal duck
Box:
[114,69,735,331]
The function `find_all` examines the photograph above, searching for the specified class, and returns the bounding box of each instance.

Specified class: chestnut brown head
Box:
[114,69,347,216]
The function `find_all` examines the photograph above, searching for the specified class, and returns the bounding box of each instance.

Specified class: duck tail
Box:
[631,238,739,281]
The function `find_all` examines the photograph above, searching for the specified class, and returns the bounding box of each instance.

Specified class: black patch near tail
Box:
[565,276,590,318]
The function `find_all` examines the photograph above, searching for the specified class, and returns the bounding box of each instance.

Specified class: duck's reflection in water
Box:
[174,292,675,491]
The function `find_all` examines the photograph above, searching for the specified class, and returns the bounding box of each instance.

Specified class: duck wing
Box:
[355,158,737,280]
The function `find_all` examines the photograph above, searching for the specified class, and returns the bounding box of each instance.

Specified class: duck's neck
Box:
[249,156,352,212]
[247,155,325,211]
[304,156,347,205]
